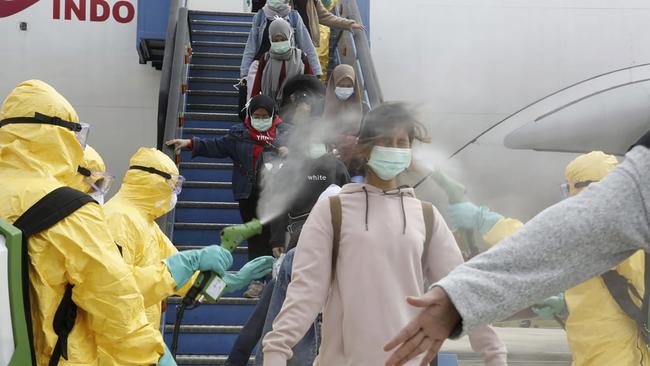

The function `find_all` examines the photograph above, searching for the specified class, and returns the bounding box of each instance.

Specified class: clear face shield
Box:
[0,112,90,149]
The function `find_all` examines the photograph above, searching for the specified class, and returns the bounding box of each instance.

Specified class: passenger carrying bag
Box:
[12,187,95,366]
[328,196,434,278]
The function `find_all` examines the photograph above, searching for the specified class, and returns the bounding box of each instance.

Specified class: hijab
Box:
[261,18,305,103]
[324,64,363,128]
[262,0,291,19]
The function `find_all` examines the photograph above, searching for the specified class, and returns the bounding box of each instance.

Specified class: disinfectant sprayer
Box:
[171,219,263,358]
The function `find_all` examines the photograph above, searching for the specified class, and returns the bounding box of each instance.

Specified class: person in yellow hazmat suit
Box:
[68,145,115,204]
[317,0,339,81]
[447,151,648,366]
[103,147,274,332]
[0,79,174,365]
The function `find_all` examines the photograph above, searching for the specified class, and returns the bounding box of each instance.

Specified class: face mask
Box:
[89,191,105,205]
[309,143,327,159]
[251,116,273,132]
[267,0,286,8]
[335,87,354,101]
[367,146,412,181]
[271,40,291,54]
[169,193,178,212]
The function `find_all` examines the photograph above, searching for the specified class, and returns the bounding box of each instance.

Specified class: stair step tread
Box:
[185,112,239,120]
[165,324,243,333]
[187,103,239,111]
[189,76,239,84]
[175,355,254,364]
[190,19,253,27]
[168,296,257,305]
[176,245,248,253]
[192,52,243,59]
[192,29,249,37]
[177,201,239,209]
[187,90,238,97]
[189,10,255,18]
[192,40,246,48]
[175,222,232,230]
[190,64,240,71]
[180,162,234,169]
[184,181,233,188]
[183,127,229,134]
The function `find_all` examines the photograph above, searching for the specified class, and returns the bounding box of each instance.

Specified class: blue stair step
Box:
[174,222,232,245]
[175,201,241,224]
[190,19,253,32]
[175,354,254,366]
[187,103,239,114]
[189,10,254,22]
[187,89,239,105]
[192,40,246,54]
[179,181,234,202]
[192,52,243,66]
[191,29,250,43]
[179,151,232,164]
[180,162,233,181]
[188,76,240,91]
[164,325,244,354]
[190,64,241,79]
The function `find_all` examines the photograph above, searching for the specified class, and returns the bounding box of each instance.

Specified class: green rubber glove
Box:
[164,246,233,290]
[448,202,503,235]
[532,293,567,320]
[223,256,274,293]
[157,344,177,366]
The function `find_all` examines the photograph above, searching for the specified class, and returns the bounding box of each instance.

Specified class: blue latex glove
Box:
[532,293,567,320]
[157,344,177,366]
[448,202,503,235]
[223,256,274,293]
[164,246,233,289]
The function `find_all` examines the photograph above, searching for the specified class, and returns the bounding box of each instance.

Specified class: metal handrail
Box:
[335,0,384,108]
[159,6,191,238]
[157,0,181,149]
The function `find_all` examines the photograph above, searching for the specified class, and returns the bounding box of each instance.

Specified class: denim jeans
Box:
[225,280,275,366]
[255,248,319,366]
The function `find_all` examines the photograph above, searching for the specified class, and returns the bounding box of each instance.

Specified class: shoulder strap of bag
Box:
[421,201,434,274]
[601,269,649,345]
[13,186,95,366]
[329,195,342,280]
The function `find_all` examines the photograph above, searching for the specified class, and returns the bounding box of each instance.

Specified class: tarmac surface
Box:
[440,327,571,365]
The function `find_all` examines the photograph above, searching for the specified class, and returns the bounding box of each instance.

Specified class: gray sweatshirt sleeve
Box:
[437,146,650,334]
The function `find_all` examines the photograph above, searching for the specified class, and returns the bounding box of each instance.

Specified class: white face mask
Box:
[335,87,354,101]
[267,0,286,9]
[251,116,273,132]
[89,191,105,205]
[270,40,291,54]
[309,143,328,159]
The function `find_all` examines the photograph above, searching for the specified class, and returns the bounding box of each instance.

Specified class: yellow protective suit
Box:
[104,147,193,330]
[0,80,164,365]
[482,218,524,247]
[317,0,340,81]
[69,145,106,193]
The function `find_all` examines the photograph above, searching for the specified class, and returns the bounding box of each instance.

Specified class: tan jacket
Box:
[290,0,355,47]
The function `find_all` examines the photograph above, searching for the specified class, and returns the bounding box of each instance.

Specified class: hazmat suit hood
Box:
[0,80,83,185]
[69,145,106,193]
[112,147,180,220]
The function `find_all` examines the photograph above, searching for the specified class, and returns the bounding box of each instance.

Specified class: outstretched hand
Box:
[384,287,461,366]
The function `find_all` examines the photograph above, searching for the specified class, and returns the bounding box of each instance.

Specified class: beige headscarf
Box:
[324,64,363,132]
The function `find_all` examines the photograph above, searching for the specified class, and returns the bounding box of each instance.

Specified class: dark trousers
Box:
[225,280,275,366]
[237,195,272,260]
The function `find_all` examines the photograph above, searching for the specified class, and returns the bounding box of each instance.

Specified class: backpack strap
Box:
[13,186,95,366]
[601,269,649,345]
[421,201,434,276]
[329,195,342,280]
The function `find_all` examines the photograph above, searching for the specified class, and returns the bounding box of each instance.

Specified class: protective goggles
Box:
[560,180,597,199]
[77,166,115,195]
[0,112,90,149]
[129,165,185,194]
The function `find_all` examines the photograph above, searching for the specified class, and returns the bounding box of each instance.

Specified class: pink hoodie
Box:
[263,183,507,366]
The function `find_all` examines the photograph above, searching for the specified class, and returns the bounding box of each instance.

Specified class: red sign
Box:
[0,0,40,18]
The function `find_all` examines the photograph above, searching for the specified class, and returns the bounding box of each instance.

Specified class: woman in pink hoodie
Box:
[262,102,508,366]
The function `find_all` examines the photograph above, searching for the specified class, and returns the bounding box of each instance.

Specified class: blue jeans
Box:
[225,280,275,366]
[255,248,319,366]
